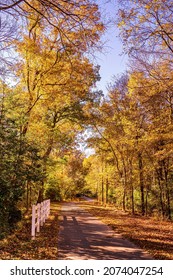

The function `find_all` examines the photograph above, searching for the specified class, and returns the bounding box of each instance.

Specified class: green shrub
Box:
[44,187,61,202]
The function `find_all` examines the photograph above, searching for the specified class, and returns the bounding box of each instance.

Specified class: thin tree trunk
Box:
[123,188,126,212]
[26,181,29,211]
[129,159,135,215]
[157,176,165,218]
[101,175,104,205]
[138,152,145,215]
[164,167,171,220]
[37,183,44,203]
[29,184,32,207]
[106,176,109,205]
[96,181,99,202]
[145,187,148,216]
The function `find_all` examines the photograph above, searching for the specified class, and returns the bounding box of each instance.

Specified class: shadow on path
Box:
[58,202,152,260]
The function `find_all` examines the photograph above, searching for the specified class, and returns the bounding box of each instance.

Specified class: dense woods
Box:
[0,0,173,239]
[0,0,104,237]
[85,0,173,219]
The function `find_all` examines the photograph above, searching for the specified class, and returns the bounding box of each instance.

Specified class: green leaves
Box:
[0,96,45,235]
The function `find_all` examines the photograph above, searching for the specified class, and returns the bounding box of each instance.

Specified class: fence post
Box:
[47,199,50,216]
[43,201,46,223]
[46,200,49,218]
[37,203,41,232]
[31,205,36,238]
[45,200,48,219]
[40,202,44,226]
[31,199,51,238]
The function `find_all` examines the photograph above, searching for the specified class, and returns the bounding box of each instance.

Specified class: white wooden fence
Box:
[31,199,50,238]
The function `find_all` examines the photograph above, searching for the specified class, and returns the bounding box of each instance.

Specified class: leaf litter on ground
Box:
[1,200,173,260]
[0,202,61,260]
[80,200,173,260]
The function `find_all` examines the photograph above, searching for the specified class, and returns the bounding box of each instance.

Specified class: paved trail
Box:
[58,202,152,260]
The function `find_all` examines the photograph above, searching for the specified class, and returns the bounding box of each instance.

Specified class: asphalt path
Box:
[58,202,152,260]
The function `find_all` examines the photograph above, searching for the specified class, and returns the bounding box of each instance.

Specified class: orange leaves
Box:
[83,202,173,260]
[13,2,103,172]
[117,0,173,58]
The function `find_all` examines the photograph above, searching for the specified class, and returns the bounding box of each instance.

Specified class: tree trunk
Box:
[101,175,104,205]
[164,166,171,220]
[26,181,29,211]
[157,175,165,218]
[123,191,126,211]
[129,159,135,215]
[138,152,145,215]
[106,176,109,205]
[37,184,44,203]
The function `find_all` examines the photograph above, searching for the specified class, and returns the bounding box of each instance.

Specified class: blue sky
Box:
[94,0,128,95]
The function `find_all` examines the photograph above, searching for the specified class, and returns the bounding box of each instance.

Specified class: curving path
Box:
[58,202,152,260]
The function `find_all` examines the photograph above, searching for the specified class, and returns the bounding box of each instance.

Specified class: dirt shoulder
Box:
[81,200,173,260]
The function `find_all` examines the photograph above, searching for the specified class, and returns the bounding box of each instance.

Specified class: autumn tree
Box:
[111,0,173,219]
[128,68,173,219]
[6,0,103,203]
[1,1,104,54]
[0,0,104,237]
[0,81,45,237]
[84,67,173,219]
[86,74,136,211]
[76,0,173,220]
[117,0,173,57]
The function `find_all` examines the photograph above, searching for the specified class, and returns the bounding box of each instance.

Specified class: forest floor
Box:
[0,200,173,260]
[81,200,173,260]
[0,202,61,260]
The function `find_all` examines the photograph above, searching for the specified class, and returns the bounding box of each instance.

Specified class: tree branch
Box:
[0,0,23,10]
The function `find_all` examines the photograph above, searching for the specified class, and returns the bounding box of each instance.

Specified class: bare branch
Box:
[0,0,24,10]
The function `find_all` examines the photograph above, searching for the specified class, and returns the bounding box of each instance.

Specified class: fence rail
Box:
[31,199,50,238]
